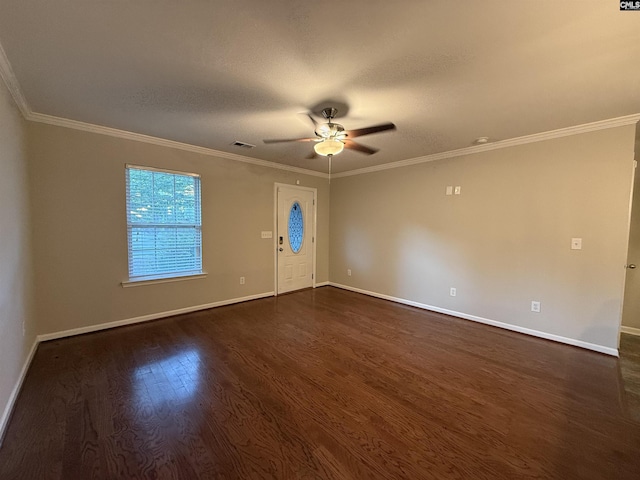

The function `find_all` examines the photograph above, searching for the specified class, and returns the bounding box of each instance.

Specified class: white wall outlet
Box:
[571,238,582,250]
[347,269,352,276]
[446,186,453,196]
[454,186,461,195]
[240,276,245,285]
[531,301,541,313]
[261,231,273,239]
[450,287,457,297]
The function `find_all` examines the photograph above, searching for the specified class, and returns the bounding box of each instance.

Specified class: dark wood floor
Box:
[620,333,640,422]
[1,287,639,479]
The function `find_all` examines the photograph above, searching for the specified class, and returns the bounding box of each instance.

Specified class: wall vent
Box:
[231,141,255,149]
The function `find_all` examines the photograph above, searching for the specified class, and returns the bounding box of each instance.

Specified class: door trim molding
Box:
[273,183,318,295]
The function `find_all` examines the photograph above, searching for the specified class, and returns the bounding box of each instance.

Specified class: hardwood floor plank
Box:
[1,287,639,479]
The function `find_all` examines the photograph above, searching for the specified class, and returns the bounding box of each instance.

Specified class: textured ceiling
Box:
[0,1,639,173]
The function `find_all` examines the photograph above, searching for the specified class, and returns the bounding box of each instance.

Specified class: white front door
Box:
[276,185,315,294]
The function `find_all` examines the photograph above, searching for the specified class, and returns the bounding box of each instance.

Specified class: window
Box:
[125,165,202,282]
[288,201,304,253]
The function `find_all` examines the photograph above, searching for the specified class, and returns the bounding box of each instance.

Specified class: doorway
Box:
[621,125,640,338]
[274,184,316,294]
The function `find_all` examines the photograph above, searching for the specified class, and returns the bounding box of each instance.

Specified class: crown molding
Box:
[0,41,30,117]
[2,36,637,181]
[333,113,640,178]
[0,43,327,178]
[26,112,329,178]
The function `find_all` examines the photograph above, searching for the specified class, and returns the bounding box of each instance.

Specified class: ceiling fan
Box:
[263,107,396,158]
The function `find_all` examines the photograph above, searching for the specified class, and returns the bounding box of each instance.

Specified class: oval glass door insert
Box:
[288,201,304,253]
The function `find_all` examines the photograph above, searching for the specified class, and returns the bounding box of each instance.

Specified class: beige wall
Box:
[0,79,35,438]
[329,126,636,351]
[28,123,329,335]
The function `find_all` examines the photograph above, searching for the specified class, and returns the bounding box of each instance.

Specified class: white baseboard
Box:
[329,283,619,357]
[621,326,640,337]
[0,338,38,448]
[37,291,275,342]
[315,281,330,288]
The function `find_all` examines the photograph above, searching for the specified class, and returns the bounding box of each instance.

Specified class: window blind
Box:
[125,166,202,281]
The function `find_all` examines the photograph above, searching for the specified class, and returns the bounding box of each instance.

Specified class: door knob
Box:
[627,264,636,269]
[279,248,283,252]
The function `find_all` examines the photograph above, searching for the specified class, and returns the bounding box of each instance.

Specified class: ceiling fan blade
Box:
[346,122,396,138]
[302,113,319,129]
[263,137,318,144]
[344,139,379,155]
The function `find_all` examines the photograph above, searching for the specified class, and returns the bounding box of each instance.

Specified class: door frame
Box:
[273,183,318,295]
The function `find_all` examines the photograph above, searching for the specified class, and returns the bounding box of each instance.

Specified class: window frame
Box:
[122,164,205,287]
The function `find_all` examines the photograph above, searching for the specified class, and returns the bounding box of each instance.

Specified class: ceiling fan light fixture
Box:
[314,138,344,156]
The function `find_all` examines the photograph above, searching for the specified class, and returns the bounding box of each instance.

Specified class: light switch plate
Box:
[571,238,582,250]
[446,186,453,196]
[454,186,461,195]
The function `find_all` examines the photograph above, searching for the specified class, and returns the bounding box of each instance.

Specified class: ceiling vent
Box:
[231,141,255,149]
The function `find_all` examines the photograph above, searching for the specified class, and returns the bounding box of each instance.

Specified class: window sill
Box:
[121,272,207,288]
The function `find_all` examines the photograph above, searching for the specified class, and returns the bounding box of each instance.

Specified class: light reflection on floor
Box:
[133,347,202,408]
